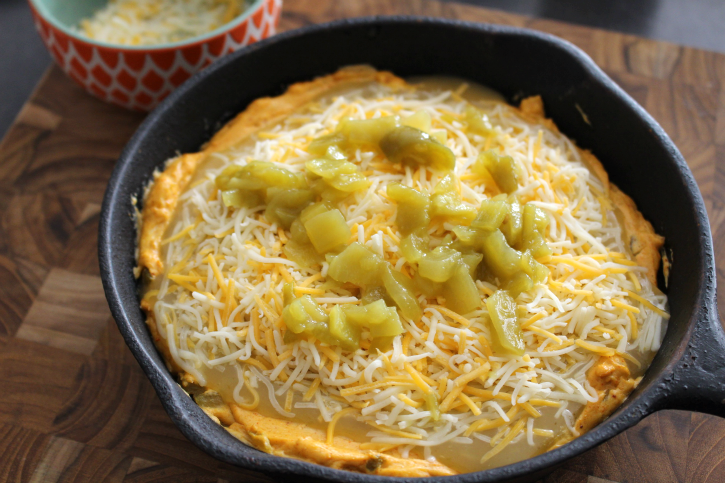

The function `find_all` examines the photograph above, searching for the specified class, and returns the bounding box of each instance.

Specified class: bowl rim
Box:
[26,0,269,52]
[99,15,711,483]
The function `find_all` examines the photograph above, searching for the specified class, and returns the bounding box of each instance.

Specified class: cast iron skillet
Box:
[99,17,725,483]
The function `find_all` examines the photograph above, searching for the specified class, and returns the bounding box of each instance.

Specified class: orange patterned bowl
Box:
[27,0,282,111]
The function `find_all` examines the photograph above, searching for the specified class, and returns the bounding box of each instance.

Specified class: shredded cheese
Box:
[76,0,250,46]
[146,80,668,471]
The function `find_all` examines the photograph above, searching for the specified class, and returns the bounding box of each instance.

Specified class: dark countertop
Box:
[1,0,52,139]
[1,0,724,139]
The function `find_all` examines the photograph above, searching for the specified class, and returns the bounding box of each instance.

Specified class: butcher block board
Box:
[1,0,724,481]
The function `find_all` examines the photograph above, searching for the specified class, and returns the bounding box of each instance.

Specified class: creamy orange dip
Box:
[137,66,668,475]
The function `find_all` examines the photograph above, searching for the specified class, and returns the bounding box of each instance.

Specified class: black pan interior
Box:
[99,17,712,483]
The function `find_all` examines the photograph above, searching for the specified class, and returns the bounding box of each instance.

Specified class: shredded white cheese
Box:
[147,80,668,471]
[76,0,250,46]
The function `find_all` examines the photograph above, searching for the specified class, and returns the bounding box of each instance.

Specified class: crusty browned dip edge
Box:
[138,68,665,475]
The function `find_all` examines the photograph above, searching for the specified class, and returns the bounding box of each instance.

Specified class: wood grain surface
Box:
[1,0,724,481]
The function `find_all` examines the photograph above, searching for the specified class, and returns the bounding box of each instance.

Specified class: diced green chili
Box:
[477,229,523,282]
[476,150,519,194]
[387,183,430,235]
[418,246,462,283]
[520,250,549,284]
[305,155,370,193]
[522,204,552,258]
[282,283,296,307]
[221,189,258,208]
[460,252,483,277]
[304,209,350,254]
[290,218,310,244]
[307,133,347,155]
[413,273,444,298]
[369,309,404,338]
[464,105,494,137]
[500,195,523,248]
[382,266,422,321]
[327,242,384,287]
[283,295,343,347]
[343,299,404,338]
[265,189,314,229]
[505,272,533,297]
[216,161,306,191]
[380,126,456,171]
[299,202,330,225]
[361,286,395,306]
[369,336,396,352]
[523,231,552,259]
[522,204,549,236]
[283,239,323,268]
[339,116,400,146]
[216,161,308,210]
[442,264,482,314]
[430,174,476,222]
[399,229,429,263]
[329,305,361,351]
[471,199,508,232]
[486,290,524,355]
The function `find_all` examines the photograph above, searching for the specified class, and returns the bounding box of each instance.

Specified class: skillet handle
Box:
[659,298,725,418]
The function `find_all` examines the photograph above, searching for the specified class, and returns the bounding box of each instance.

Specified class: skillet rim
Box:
[98,15,715,483]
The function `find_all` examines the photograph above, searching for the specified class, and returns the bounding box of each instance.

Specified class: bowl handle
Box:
[659,296,725,418]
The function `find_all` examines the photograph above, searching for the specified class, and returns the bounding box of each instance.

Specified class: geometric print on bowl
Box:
[29,0,282,111]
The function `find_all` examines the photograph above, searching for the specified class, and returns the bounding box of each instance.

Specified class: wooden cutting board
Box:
[1,0,724,481]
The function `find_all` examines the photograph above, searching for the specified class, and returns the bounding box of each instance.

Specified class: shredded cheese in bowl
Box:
[76,0,251,46]
[139,67,668,475]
